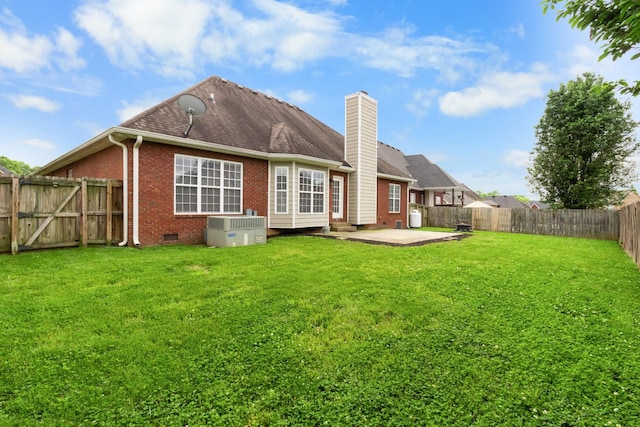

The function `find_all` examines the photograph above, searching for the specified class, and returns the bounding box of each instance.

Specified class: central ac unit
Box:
[206,216,267,247]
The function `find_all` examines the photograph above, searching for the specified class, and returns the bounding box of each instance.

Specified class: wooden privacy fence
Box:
[411,205,620,240]
[0,176,123,254]
[619,201,640,269]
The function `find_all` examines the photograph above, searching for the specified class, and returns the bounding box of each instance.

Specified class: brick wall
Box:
[375,178,408,229]
[50,144,125,179]
[49,140,269,246]
[138,143,268,246]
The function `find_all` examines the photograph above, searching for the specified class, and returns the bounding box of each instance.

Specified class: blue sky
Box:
[1,0,638,198]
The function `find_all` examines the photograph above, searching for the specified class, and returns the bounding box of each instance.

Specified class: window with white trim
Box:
[175,154,242,214]
[389,183,401,213]
[299,168,325,214]
[275,166,288,214]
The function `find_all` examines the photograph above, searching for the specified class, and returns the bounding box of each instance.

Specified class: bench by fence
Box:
[0,176,123,254]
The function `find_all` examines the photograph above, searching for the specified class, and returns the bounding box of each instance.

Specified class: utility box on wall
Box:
[206,216,267,248]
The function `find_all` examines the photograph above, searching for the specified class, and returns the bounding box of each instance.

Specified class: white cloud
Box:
[54,27,85,71]
[439,63,555,117]
[8,94,61,113]
[287,89,314,105]
[22,138,56,150]
[201,0,342,72]
[0,8,85,74]
[72,0,493,82]
[0,9,53,72]
[405,88,438,117]
[116,96,162,122]
[75,0,213,77]
[503,149,531,168]
[349,26,489,81]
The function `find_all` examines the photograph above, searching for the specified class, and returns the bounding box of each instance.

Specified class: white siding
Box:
[268,161,329,229]
[269,162,294,228]
[345,92,377,225]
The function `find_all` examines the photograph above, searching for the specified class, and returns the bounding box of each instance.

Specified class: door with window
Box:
[331,176,344,220]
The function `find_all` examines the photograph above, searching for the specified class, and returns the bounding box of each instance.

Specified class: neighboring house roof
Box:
[464,200,494,208]
[405,154,464,190]
[376,142,414,179]
[484,195,529,209]
[621,191,640,206]
[375,143,468,191]
[528,200,550,209]
[0,165,12,175]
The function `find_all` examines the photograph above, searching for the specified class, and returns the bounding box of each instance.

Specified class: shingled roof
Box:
[405,154,463,190]
[0,164,12,175]
[120,76,346,164]
[375,144,466,189]
[484,195,529,209]
[377,142,413,178]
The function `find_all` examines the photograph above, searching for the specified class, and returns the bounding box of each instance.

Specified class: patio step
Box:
[331,222,357,232]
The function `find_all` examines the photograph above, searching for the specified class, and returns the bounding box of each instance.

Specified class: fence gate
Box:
[0,176,123,254]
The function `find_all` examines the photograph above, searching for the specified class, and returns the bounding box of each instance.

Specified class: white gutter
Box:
[108,135,128,246]
[132,136,143,246]
[377,173,415,183]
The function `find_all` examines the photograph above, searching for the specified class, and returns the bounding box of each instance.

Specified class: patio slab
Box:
[317,229,468,246]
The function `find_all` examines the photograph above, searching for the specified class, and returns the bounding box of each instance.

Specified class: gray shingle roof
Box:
[375,143,465,189]
[404,154,463,190]
[377,142,412,177]
[484,195,529,209]
[120,76,346,164]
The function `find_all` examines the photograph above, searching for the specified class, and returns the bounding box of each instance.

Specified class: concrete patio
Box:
[316,229,468,246]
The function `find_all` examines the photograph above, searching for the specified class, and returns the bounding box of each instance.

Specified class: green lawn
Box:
[1,231,639,426]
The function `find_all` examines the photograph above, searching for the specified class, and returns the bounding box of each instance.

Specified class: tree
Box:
[0,156,37,175]
[476,190,500,198]
[542,0,640,95]
[528,73,639,209]
[514,195,530,204]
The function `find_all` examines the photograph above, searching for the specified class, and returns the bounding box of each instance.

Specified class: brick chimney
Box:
[345,91,378,225]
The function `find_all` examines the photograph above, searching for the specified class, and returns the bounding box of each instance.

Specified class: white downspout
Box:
[132,136,143,246]
[108,135,128,246]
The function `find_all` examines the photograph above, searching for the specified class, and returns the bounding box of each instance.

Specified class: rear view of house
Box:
[36,76,424,246]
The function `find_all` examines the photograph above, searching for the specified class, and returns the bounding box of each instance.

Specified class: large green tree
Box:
[542,0,640,95]
[528,73,639,209]
[0,156,37,175]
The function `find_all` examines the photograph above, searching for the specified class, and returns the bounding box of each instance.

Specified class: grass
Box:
[1,231,640,426]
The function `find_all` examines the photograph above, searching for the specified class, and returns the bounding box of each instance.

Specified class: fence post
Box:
[81,178,88,248]
[106,179,113,246]
[10,177,19,255]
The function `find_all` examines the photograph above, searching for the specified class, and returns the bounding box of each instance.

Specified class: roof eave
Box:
[35,126,347,175]
[378,173,415,183]
[35,127,116,175]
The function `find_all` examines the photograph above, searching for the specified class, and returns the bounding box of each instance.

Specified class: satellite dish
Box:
[177,94,207,137]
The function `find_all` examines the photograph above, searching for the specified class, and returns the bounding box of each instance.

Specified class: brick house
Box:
[36,76,462,247]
